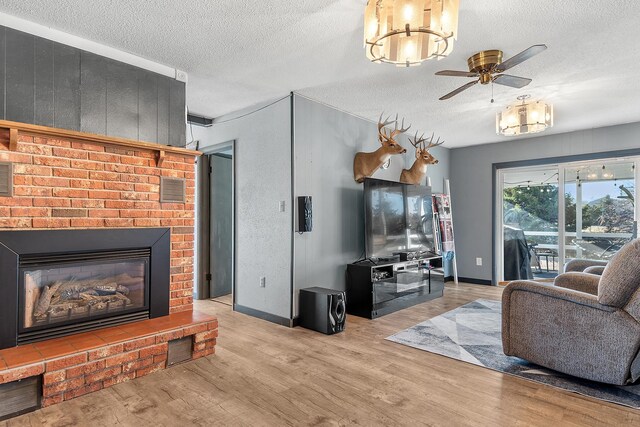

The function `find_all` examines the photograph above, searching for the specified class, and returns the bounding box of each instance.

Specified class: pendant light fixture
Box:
[496,95,554,136]
[364,0,460,67]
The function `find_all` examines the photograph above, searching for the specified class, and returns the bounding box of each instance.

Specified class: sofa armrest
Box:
[563,259,608,273]
[553,272,600,295]
[503,280,613,312]
[583,265,606,275]
[502,280,640,385]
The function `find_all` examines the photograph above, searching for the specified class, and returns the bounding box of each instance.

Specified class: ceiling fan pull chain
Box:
[491,81,495,103]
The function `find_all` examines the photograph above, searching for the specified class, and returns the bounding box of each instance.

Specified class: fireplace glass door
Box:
[20,252,150,335]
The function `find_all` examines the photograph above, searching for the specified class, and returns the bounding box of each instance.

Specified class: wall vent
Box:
[167,336,193,366]
[0,162,13,197]
[160,177,186,203]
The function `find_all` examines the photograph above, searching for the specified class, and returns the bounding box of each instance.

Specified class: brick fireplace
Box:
[0,121,216,419]
[0,122,196,313]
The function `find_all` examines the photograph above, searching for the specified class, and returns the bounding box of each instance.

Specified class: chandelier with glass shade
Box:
[364,0,460,67]
[496,95,554,136]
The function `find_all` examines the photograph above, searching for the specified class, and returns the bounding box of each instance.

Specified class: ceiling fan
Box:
[435,44,547,100]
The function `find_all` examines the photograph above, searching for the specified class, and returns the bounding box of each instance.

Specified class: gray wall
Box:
[292,95,450,316]
[199,98,293,319]
[449,121,640,282]
[195,95,451,320]
[0,25,185,146]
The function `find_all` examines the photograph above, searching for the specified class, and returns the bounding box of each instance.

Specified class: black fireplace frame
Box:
[0,228,170,349]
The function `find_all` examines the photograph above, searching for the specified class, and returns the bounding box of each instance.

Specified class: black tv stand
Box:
[346,255,444,319]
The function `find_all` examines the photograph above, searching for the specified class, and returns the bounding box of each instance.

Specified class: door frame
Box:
[493,149,640,284]
[196,140,236,304]
[495,164,561,283]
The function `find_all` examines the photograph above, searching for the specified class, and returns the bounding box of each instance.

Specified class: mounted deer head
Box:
[353,114,410,183]
[399,132,445,185]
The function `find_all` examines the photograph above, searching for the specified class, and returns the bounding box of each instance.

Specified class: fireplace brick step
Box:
[0,311,217,411]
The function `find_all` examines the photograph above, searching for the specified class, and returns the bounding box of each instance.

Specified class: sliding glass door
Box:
[501,167,560,280]
[497,157,639,283]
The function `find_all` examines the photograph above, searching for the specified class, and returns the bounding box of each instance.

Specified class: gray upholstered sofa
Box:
[502,239,640,385]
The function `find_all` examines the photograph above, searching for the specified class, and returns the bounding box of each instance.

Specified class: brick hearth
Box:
[0,310,217,407]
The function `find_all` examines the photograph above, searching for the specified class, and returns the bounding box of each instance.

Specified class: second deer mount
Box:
[400,132,445,185]
[352,114,443,184]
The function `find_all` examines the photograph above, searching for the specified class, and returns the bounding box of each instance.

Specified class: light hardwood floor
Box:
[4,283,639,426]
[210,294,233,306]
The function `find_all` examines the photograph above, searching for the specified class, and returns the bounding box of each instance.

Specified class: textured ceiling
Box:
[1,1,640,147]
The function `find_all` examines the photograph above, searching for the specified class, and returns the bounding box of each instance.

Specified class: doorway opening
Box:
[197,142,235,307]
[496,156,638,283]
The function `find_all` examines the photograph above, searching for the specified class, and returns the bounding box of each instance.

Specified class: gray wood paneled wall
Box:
[0,26,186,147]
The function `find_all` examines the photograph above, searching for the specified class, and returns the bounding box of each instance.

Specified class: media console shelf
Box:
[346,255,444,319]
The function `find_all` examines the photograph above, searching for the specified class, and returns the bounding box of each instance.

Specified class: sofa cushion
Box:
[598,239,640,307]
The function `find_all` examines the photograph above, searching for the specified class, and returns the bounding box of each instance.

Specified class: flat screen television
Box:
[364,178,435,260]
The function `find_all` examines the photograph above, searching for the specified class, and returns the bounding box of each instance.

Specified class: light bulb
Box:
[403,5,414,21]
[404,40,416,60]
[530,111,539,121]
[367,19,379,39]
[442,11,450,25]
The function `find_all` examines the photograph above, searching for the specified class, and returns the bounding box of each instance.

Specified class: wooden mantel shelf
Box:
[0,120,201,166]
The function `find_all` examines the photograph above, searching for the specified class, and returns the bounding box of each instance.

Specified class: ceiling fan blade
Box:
[493,74,532,88]
[495,44,547,73]
[435,70,479,78]
[439,80,479,100]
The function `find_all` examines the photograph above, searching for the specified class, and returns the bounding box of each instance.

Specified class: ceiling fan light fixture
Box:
[496,95,553,136]
[364,0,460,67]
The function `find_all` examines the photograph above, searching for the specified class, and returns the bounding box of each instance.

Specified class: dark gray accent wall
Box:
[5,28,35,125]
[35,38,55,127]
[0,28,5,120]
[449,121,640,283]
[0,25,185,146]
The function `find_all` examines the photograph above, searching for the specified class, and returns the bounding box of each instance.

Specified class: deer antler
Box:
[409,132,426,157]
[409,131,427,148]
[390,114,411,139]
[377,112,396,143]
[424,133,445,150]
[378,113,411,144]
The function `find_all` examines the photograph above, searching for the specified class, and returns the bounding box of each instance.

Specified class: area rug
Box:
[386,299,640,408]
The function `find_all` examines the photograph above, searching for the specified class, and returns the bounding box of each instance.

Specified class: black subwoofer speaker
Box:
[299,287,346,335]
